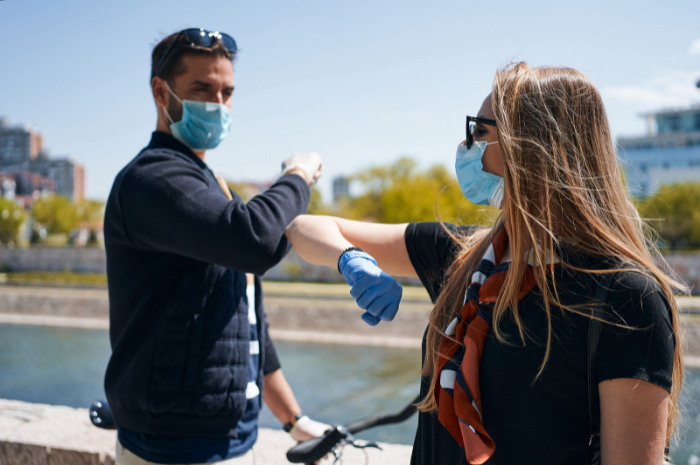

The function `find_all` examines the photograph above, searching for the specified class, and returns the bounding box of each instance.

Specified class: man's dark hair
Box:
[151,31,235,83]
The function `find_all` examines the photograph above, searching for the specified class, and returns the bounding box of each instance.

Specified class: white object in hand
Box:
[289,415,331,442]
[282,152,323,186]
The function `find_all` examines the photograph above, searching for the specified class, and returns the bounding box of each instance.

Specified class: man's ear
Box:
[151,76,169,108]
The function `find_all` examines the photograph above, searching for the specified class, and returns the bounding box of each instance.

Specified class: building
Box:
[0,117,43,166]
[617,104,700,197]
[0,171,55,208]
[332,176,350,204]
[0,118,85,202]
[29,155,85,203]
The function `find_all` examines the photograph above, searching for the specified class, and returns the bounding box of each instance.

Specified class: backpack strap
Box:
[588,272,614,445]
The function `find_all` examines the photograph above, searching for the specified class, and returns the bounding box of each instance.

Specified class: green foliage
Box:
[307,187,331,215]
[0,271,107,286]
[226,178,330,215]
[338,157,498,225]
[75,199,105,224]
[31,195,79,235]
[638,182,700,249]
[0,197,27,245]
[226,181,256,203]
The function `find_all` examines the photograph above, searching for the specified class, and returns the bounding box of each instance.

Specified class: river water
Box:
[0,324,698,463]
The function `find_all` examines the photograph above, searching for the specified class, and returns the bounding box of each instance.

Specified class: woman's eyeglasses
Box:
[156,28,238,78]
[466,116,497,149]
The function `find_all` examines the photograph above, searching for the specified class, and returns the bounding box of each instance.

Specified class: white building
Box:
[617,104,700,197]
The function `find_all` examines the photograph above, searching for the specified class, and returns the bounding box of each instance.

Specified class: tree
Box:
[0,198,26,245]
[75,199,105,226]
[338,157,498,226]
[638,182,700,249]
[307,187,330,215]
[226,179,330,215]
[30,195,79,235]
[226,181,257,203]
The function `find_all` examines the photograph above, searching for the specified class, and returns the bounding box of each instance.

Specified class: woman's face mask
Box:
[454,141,504,209]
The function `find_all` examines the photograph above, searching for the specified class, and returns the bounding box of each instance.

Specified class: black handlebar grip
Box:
[286,426,347,464]
[89,399,117,429]
[345,396,419,434]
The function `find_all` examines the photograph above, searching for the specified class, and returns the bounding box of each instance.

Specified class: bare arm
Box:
[599,378,669,465]
[285,215,417,277]
[263,368,329,443]
[262,368,301,425]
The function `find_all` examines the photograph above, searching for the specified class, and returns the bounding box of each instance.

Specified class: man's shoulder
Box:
[117,145,206,186]
[133,144,200,170]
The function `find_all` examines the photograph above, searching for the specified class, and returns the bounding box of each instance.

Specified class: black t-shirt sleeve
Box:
[596,271,675,392]
[262,320,281,375]
[405,222,477,303]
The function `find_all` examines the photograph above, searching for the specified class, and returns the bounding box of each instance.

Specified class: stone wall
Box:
[0,246,698,291]
[0,247,421,284]
[0,247,106,274]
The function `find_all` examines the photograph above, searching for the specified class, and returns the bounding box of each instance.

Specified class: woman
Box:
[285,62,684,465]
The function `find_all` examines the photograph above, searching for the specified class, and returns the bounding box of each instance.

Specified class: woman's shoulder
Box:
[595,268,676,391]
[407,221,480,241]
[561,249,673,326]
[604,268,672,328]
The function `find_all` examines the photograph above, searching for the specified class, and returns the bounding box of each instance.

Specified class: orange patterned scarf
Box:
[434,228,558,464]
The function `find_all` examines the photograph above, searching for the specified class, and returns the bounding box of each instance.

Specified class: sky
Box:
[1,0,699,202]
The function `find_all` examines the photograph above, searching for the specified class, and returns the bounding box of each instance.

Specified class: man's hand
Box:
[282,152,323,186]
[289,415,331,442]
[338,249,403,326]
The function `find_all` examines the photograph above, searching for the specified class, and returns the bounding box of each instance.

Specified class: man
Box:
[104,28,327,464]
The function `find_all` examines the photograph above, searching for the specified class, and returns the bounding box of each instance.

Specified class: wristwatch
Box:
[283,413,303,433]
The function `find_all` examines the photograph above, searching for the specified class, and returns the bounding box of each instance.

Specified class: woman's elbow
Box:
[285,214,311,238]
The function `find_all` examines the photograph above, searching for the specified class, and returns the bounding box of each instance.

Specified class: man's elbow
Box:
[247,240,290,275]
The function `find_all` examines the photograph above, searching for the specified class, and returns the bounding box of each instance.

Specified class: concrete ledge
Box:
[0,399,115,464]
[0,399,412,465]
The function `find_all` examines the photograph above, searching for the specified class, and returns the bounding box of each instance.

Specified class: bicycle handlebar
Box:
[286,395,419,464]
[89,395,420,465]
[344,396,418,434]
[286,426,349,464]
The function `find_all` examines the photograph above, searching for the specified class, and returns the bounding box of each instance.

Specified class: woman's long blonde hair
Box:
[418,62,687,442]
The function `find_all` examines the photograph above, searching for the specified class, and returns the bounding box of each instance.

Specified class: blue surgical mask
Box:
[455,141,504,208]
[162,82,232,150]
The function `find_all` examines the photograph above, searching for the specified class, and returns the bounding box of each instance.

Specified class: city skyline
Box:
[1,0,699,202]
[0,118,85,204]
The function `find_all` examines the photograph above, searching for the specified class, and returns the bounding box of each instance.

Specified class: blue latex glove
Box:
[338,250,403,326]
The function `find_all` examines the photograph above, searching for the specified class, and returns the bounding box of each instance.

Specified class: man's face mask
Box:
[162,81,232,151]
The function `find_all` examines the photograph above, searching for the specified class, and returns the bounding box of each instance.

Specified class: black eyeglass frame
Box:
[465,116,498,149]
[155,28,238,78]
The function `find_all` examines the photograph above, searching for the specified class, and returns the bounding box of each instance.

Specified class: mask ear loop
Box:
[160,80,183,125]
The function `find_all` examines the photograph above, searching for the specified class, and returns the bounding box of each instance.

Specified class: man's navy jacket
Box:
[103,132,310,438]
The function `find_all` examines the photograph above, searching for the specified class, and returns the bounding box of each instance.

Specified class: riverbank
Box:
[1,282,700,358]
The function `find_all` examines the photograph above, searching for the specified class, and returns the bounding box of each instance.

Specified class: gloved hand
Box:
[338,249,403,326]
[281,152,323,186]
[289,415,331,442]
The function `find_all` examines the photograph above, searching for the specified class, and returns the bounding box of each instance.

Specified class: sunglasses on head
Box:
[155,28,238,78]
[465,115,497,149]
